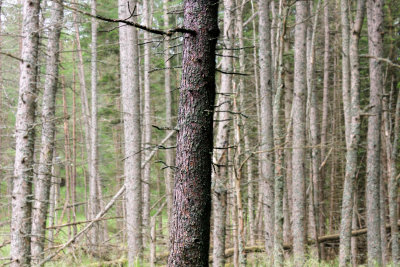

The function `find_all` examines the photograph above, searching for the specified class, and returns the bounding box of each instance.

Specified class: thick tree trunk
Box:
[291,0,307,263]
[167,0,219,264]
[30,1,63,263]
[258,0,275,256]
[338,1,365,266]
[366,0,384,265]
[212,0,234,264]
[10,0,40,266]
[118,0,143,264]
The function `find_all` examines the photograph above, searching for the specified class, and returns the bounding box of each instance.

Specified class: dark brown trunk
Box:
[168,0,219,264]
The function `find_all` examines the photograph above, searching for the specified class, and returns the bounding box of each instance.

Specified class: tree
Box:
[89,0,101,251]
[118,0,143,264]
[258,0,275,256]
[30,0,64,264]
[338,0,365,265]
[167,0,219,264]
[366,0,384,265]
[212,0,234,264]
[10,0,41,266]
[292,0,307,262]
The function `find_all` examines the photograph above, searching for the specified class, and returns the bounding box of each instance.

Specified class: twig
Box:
[64,4,196,36]
[360,54,400,69]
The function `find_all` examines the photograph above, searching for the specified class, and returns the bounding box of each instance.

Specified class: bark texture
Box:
[31,0,63,264]
[258,0,275,256]
[366,0,384,265]
[338,1,365,265]
[10,0,40,266]
[118,0,143,264]
[167,0,219,264]
[212,0,234,264]
[292,0,307,262]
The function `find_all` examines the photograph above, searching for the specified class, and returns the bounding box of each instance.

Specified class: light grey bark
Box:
[88,0,100,251]
[259,0,274,256]
[292,0,307,262]
[212,0,234,264]
[47,155,60,246]
[250,0,259,246]
[338,1,365,265]
[321,0,329,166]
[118,0,143,264]
[10,0,40,265]
[142,0,153,245]
[30,0,63,264]
[366,0,384,265]
[163,0,174,235]
[272,1,288,265]
[306,0,321,259]
[341,0,351,146]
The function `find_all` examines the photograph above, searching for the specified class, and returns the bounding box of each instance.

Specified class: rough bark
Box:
[272,1,288,265]
[212,0,234,264]
[167,0,219,264]
[292,0,307,262]
[341,0,351,146]
[30,1,63,263]
[118,0,143,264]
[366,0,384,265]
[258,0,275,256]
[10,0,40,265]
[338,1,365,265]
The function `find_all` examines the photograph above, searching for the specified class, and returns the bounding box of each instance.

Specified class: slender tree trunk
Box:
[30,1,63,264]
[118,0,143,264]
[341,0,351,146]
[142,0,153,246]
[306,0,322,259]
[89,0,100,251]
[366,0,384,264]
[338,1,365,265]
[212,0,234,264]
[259,0,275,256]
[167,0,219,263]
[162,0,174,239]
[10,0,40,265]
[386,75,400,264]
[272,1,288,265]
[292,0,307,263]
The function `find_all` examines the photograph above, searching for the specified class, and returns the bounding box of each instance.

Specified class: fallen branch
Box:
[36,186,126,266]
[46,216,122,230]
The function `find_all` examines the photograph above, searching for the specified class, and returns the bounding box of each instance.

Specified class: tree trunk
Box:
[10,0,40,265]
[212,0,234,264]
[259,0,275,256]
[366,0,384,264]
[88,0,100,252]
[167,0,219,264]
[118,0,143,264]
[142,0,153,246]
[272,1,288,265]
[30,1,63,264]
[338,0,365,265]
[162,0,175,241]
[291,0,307,263]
